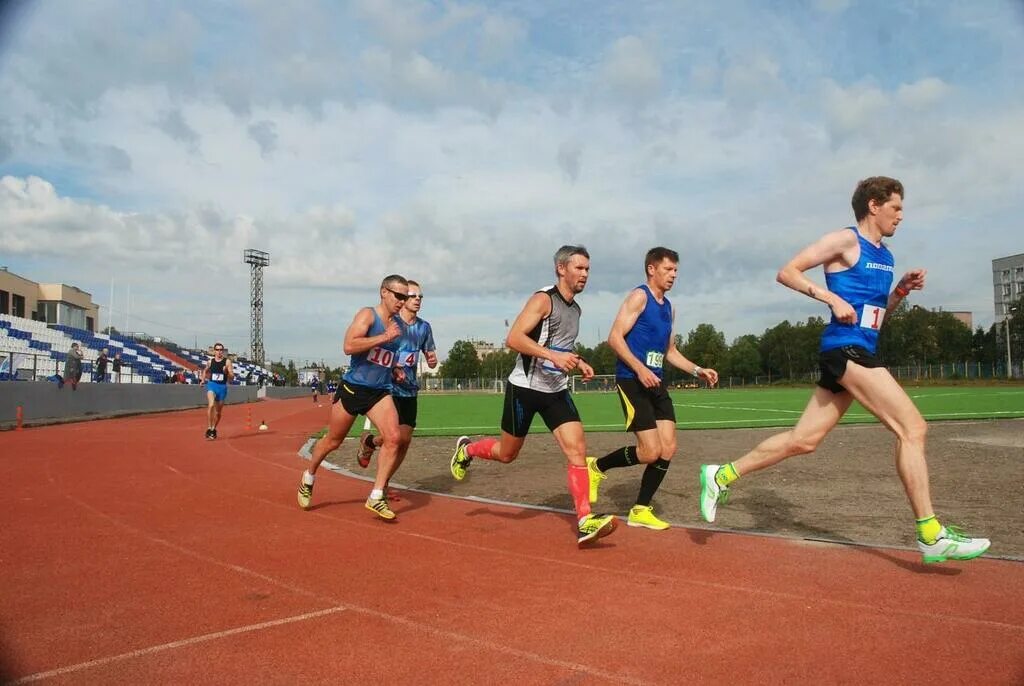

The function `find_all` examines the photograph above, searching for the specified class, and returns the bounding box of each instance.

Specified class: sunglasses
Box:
[385,288,409,301]
[407,294,424,300]
[214,347,225,351]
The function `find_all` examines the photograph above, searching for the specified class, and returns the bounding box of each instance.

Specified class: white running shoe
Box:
[918,526,990,564]
[699,464,727,523]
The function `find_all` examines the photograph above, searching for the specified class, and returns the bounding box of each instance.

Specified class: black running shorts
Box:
[392,395,418,428]
[615,377,675,432]
[333,382,390,416]
[817,345,884,393]
[500,383,581,437]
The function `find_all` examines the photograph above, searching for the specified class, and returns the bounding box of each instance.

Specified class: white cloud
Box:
[896,77,952,108]
[600,35,663,103]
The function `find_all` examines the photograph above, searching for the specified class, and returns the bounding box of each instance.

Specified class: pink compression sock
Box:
[466,437,499,459]
[567,465,591,520]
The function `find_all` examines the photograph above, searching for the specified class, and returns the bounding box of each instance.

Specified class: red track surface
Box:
[1,398,1022,685]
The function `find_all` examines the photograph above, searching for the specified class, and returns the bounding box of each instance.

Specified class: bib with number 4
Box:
[859,305,886,330]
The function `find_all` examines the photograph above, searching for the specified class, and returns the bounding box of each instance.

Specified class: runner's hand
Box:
[547,351,580,373]
[636,366,660,389]
[578,360,595,381]
[392,367,406,384]
[382,319,401,342]
[899,269,926,292]
[829,297,856,324]
[698,367,719,387]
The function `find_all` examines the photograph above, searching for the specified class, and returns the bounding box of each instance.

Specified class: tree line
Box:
[439,296,1024,382]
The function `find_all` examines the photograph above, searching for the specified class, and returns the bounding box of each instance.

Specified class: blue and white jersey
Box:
[342,308,399,390]
[392,316,436,398]
[616,285,673,380]
[820,227,896,354]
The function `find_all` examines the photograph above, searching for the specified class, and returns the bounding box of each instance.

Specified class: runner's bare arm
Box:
[506,293,579,372]
[608,289,657,383]
[778,229,859,323]
[344,308,398,355]
[886,268,927,317]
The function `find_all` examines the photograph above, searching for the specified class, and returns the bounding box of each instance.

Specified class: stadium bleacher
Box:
[0,314,273,384]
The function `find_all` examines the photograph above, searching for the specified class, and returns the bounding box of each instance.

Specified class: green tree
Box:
[481,348,517,379]
[589,341,618,375]
[724,334,761,378]
[681,324,727,368]
[440,340,482,379]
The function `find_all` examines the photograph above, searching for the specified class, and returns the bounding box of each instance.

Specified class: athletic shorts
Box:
[333,381,390,417]
[818,345,884,393]
[501,383,580,437]
[206,382,228,403]
[615,377,675,432]
[393,395,418,428]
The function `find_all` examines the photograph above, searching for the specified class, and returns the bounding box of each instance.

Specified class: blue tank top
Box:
[391,317,436,398]
[342,309,398,389]
[819,227,895,354]
[616,285,673,379]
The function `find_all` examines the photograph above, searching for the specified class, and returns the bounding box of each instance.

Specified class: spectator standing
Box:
[112,353,122,383]
[63,343,84,390]
[95,349,109,383]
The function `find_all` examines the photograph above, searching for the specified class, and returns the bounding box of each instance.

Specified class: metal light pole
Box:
[1007,305,1019,379]
[243,249,271,365]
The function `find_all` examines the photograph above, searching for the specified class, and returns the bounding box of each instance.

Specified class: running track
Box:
[1,398,1022,685]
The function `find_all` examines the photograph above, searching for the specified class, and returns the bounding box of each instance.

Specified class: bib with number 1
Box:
[859,305,886,330]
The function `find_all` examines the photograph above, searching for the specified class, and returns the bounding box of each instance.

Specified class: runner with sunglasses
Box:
[203,342,234,440]
[355,281,438,500]
[298,274,410,521]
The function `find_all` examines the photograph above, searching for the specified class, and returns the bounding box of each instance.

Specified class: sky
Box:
[1,0,1022,365]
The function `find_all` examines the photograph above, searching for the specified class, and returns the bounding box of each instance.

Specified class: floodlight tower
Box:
[243,249,271,364]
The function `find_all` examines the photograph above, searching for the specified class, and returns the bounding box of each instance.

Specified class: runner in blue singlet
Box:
[587,247,719,532]
[698,176,990,564]
[355,279,438,499]
[297,274,409,522]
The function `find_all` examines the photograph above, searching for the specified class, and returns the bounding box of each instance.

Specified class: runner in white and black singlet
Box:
[448,245,616,547]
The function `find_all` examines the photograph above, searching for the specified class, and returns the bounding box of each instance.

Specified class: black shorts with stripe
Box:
[817,345,884,394]
[501,383,581,438]
[333,382,390,417]
[615,377,675,432]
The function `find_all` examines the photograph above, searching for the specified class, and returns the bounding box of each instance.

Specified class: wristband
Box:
[692,365,704,378]
[894,285,910,298]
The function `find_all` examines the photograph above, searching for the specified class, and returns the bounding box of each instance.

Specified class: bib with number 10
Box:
[859,305,886,330]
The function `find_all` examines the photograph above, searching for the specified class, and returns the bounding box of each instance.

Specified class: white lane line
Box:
[10,607,347,684]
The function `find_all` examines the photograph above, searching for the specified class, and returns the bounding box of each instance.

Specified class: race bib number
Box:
[367,347,395,368]
[399,351,419,367]
[211,372,225,382]
[859,305,885,330]
[645,351,665,369]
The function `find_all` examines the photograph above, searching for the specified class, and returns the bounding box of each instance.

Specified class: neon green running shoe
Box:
[577,513,615,546]
[627,505,670,530]
[918,526,990,563]
[450,435,472,481]
[699,464,729,523]
[585,456,605,504]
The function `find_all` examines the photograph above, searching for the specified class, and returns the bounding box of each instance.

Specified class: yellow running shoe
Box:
[627,505,670,530]
[577,513,615,546]
[450,435,472,481]
[297,473,314,510]
[365,496,396,521]
[585,456,605,503]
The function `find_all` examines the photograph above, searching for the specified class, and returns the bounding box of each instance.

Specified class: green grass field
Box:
[401,386,1024,437]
